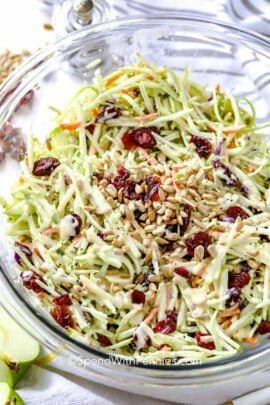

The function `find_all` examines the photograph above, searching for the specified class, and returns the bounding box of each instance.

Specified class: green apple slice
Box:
[0,382,24,405]
[0,307,40,385]
[0,360,12,387]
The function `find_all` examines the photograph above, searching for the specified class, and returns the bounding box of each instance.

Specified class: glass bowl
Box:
[0,15,270,404]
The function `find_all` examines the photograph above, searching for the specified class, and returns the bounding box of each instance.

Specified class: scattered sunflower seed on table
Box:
[0,48,32,164]
[0,49,31,84]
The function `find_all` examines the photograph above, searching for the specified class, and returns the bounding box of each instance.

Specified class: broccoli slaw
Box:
[2,56,270,364]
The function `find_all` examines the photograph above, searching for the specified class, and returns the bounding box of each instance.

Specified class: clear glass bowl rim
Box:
[0,14,270,378]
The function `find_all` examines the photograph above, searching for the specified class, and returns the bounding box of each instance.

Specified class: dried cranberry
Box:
[14,242,32,266]
[131,289,145,305]
[97,333,112,346]
[213,160,239,187]
[96,103,121,122]
[241,261,252,273]
[133,127,157,148]
[180,204,192,236]
[117,166,130,179]
[185,231,211,258]
[226,206,249,222]
[32,157,60,176]
[174,266,191,279]
[226,287,243,308]
[51,306,74,329]
[0,122,26,163]
[69,213,82,235]
[146,176,161,201]
[123,181,141,200]
[153,318,176,335]
[153,311,177,335]
[256,321,270,335]
[112,167,140,200]
[130,333,151,350]
[52,294,72,306]
[113,166,130,189]
[122,131,137,149]
[21,270,44,293]
[122,127,157,150]
[227,287,241,301]
[166,310,177,322]
[17,90,34,108]
[195,332,215,350]
[191,135,212,158]
[85,123,95,134]
[229,271,250,289]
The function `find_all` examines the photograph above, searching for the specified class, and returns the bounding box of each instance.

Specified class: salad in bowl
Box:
[2,56,270,365]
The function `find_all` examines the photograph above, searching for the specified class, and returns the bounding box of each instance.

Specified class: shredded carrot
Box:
[223,125,245,135]
[70,235,83,247]
[215,84,220,92]
[172,166,181,174]
[120,88,134,95]
[31,246,40,255]
[20,241,39,255]
[147,75,154,80]
[43,227,59,236]
[218,303,239,318]
[159,345,172,352]
[244,164,255,173]
[236,222,244,233]
[60,121,81,131]
[243,337,258,345]
[144,307,158,325]
[105,72,121,86]
[219,308,240,319]
[211,225,225,232]
[134,113,158,122]
[92,107,100,117]
[206,124,216,133]
[228,138,236,148]
[221,319,232,329]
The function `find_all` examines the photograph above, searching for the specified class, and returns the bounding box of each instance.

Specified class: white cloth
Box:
[1,1,270,405]
[17,365,170,405]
